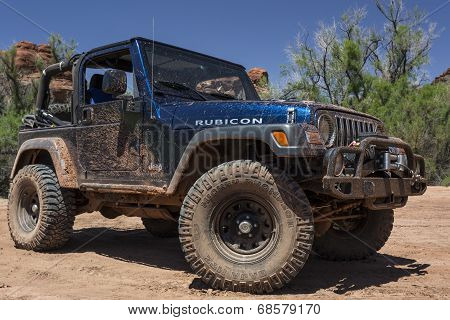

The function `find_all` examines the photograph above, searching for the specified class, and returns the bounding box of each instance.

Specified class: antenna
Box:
[151,16,155,119]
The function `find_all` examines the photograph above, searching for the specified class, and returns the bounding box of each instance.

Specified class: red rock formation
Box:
[247,67,269,98]
[37,44,52,63]
[247,67,268,85]
[10,41,72,103]
[14,41,38,71]
[433,68,450,84]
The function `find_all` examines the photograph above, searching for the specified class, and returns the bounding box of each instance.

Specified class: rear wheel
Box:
[313,207,394,261]
[7,164,75,251]
[179,160,314,293]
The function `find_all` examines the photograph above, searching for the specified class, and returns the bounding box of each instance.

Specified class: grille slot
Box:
[334,115,376,146]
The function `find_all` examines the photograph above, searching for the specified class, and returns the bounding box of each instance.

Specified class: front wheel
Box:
[179,160,314,293]
[7,164,75,251]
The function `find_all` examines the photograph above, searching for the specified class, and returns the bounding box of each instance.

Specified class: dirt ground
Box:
[0,186,449,300]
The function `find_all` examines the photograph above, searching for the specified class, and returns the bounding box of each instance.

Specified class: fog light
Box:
[334,153,345,176]
[272,131,289,146]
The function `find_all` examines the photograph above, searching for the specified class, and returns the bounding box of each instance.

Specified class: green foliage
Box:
[48,33,77,62]
[0,108,23,152]
[283,7,379,105]
[357,79,449,183]
[374,0,435,82]
[0,46,36,114]
[0,45,40,115]
[0,34,77,196]
[0,109,23,197]
[282,0,449,184]
[442,174,450,187]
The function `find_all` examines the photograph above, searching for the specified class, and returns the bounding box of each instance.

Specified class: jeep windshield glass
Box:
[143,43,259,101]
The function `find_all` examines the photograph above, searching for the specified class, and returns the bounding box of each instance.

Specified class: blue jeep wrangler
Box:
[7,37,427,293]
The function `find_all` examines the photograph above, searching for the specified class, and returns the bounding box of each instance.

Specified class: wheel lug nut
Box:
[31,204,39,214]
[249,234,252,238]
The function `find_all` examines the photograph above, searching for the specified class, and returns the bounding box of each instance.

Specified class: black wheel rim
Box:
[211,194,279,263]
[17,182,40,233]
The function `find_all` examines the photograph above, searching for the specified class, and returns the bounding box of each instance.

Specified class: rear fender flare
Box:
[10,138,78,188]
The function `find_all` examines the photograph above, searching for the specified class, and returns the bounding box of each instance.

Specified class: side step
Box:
[79,183,167,195]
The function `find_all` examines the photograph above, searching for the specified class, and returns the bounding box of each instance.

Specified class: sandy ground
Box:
[0,187,449,300]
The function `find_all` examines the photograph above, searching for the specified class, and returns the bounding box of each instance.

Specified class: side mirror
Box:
[102,69,127,95]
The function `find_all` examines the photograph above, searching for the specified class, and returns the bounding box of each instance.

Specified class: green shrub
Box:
[0,109,23,197]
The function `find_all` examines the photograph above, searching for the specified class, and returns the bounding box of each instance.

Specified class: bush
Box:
[357,79,449,184]
[0,109,23,196]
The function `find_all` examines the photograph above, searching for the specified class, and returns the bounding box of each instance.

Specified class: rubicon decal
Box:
[195,118,263,126]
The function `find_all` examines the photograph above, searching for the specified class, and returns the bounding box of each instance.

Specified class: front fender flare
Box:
[166,124,325,194]
[10,138,78,188]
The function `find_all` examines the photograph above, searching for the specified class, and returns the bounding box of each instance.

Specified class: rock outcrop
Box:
[14,41,52,72]
[247,67,269,98]
[1,40,72,104]
[433,68,450,84]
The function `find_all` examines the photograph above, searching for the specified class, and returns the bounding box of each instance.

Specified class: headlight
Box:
[317,113,336,146]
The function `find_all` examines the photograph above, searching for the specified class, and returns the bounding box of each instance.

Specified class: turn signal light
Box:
[272,131,289,146]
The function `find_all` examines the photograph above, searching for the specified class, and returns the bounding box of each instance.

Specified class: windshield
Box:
[143,43,259,101]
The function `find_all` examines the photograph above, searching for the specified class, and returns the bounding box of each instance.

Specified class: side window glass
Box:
[83,49,137,105]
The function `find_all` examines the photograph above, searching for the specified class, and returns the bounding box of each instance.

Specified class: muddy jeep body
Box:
[8,37,426,293]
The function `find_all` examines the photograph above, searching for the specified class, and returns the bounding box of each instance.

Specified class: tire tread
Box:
[7,164,75,251]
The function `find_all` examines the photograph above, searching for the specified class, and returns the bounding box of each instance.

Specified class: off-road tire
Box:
[141,218,178,238]
[7,164,75,251]
[313,208,394,261]
[179,160,314,293]
[48,103,70,115]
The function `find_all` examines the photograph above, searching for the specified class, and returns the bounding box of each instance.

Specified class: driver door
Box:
[76,48,141,177]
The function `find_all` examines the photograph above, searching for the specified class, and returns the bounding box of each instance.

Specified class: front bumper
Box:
[322,136,427,209]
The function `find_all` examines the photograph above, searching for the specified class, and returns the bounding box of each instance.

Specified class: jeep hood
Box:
[162,100,380,129]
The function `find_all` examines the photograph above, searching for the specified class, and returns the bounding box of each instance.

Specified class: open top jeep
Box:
[7,37,427,293]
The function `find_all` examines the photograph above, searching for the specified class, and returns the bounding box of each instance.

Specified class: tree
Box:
[0,34,77,195]
[283,7,382,106]
[359,78,449,182]
[282,0,448,184]
[373,0,436,83]
[48,33,77,62]
[0,46,38,114]
[0,33,77,115]
[283,0,437,104]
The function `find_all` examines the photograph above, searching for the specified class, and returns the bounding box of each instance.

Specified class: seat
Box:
[87,74,114,104]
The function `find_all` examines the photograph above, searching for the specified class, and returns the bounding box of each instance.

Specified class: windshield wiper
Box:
[205,91,236,100]
[155,81,207,101]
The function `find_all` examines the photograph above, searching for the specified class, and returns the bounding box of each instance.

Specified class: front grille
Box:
[334,114,377,146]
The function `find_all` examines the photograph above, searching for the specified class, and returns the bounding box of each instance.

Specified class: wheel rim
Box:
[211,194,279,262]
[17,182,40,233]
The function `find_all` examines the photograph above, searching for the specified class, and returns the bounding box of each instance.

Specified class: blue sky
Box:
[0,0,448,84]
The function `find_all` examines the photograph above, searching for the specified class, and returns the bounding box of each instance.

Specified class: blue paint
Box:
[133,39,161,119]
[132,40,312,130]
[167,100,310,130]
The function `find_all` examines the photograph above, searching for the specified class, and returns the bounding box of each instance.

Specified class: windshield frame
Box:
[140,40,260,102]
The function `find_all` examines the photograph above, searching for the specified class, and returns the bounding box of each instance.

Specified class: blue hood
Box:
[160,100,312,129]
